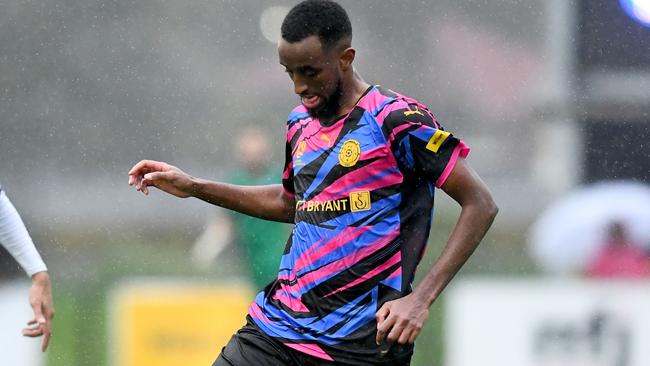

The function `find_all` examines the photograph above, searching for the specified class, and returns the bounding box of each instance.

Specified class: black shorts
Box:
[212,318,412,366]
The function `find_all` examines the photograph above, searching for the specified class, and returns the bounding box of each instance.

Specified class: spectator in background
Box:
[0,185,53,351]
[191,127,290,290]
[586,220,650,279]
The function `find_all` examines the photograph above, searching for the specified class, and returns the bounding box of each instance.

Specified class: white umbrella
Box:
[529,181,650,274]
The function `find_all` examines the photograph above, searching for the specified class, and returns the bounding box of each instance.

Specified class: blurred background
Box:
[1,0,649,365]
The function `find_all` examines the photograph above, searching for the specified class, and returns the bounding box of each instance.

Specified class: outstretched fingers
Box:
[408,326,421,344]
[128,160,170,194]
[22,319,43,337]
[394,323,413,345]
[385,318,407,345]
[128,159,163,175]
[140,171,170,194]
[40,323,51,352]
[22,316,52,352]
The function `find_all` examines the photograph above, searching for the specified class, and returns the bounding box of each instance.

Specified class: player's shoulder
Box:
[379,87,430,113]
[355,85,398,116]
[370,86,436,127]
[287,104,310,126]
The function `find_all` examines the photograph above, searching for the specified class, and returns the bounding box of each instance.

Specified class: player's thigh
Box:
[212,326,295,366]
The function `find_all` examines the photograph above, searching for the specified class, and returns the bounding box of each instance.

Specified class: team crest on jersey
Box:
[349,191,371,212]
[339,139,360,167]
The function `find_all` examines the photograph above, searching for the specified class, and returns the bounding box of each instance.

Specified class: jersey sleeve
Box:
[282,132,296,198]
[382,102,470,188]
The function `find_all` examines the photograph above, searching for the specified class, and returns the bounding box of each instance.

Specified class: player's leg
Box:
[384,352,412,366]
[212,321,296,366]
[287,344,413,366]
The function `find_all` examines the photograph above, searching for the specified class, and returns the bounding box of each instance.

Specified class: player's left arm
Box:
[376,158,497,346]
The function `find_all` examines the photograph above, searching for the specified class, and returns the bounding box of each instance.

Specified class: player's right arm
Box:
[128,160,296,223]
[0,188,53,351]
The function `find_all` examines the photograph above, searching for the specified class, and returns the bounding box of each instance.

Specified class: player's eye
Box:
[303,69,318,78]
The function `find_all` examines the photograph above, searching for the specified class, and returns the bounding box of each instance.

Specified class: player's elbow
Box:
[488,200,499,222]
[480,193,498,222]
[282,209,296,223]
[467,188,498,223]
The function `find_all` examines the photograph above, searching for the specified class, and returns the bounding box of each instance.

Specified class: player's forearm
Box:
[413,196,497,307]
[191,179,295,223]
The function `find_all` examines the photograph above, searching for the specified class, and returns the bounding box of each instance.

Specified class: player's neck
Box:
[316,72,370,126]
[337,73,370,116]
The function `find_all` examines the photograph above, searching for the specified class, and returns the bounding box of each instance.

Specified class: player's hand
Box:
[23,271,54,352]
[127,160,195,198]
[375,293,429,349]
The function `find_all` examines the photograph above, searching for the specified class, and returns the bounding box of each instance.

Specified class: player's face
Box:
[278,35,344,119]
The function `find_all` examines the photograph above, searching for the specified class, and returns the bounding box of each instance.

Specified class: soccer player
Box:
[128,0,497,364]
[191,127,290,289]
[0,185,54,352]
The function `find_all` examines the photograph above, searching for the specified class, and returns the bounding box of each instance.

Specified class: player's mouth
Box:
[301,94,322,110]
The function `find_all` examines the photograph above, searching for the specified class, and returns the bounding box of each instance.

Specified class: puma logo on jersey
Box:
[404,106,424,117]
[321,133,331,145]
[296,141,307,158]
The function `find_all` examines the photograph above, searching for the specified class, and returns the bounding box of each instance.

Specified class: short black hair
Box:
[281,0,352,49]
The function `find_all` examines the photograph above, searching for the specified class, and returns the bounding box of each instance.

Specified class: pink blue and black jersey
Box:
[248,86,469,364]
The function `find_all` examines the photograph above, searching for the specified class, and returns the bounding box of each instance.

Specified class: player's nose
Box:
[293,76,308,95]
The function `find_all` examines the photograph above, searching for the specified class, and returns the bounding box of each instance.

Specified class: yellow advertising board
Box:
[110,280,253,366]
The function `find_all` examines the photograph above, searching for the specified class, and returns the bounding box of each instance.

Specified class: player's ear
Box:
[339,47,355,72]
